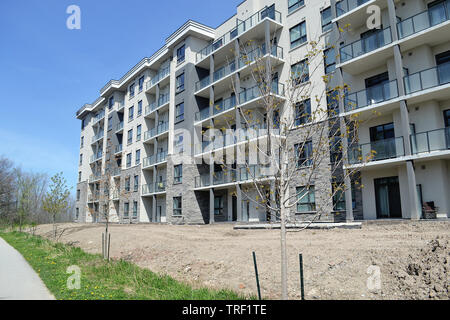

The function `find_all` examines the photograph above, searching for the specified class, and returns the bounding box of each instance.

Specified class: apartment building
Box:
[75,0,450,224]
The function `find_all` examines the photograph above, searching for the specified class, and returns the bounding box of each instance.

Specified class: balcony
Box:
[195,44,284,94]
[194,165,271,189]
[142,151,168,168]
[240,82,285,105]
[398,2,450,45]
[344,80,399,113]
[348,137,405,165]
[335,0,372,17]
[115,121,123,133]
[404,62,450,103]
[114,144,123,155]
[145,93,170,117]
[142,181,166,195]
[143,122,169,142]
[411,127,450,156]
[90,152,103,163]
[89,173,101,183]
[92,110,105,125]
[91,131,104,144]
[196,6,282,64]
[88,191,100,202]
[146,66,170,92]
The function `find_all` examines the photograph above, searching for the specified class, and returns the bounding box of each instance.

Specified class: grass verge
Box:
[0,231,246,300]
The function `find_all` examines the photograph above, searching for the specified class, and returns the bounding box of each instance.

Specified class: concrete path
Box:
[0,237,54,300]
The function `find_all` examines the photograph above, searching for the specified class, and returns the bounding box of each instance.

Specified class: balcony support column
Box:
[152,195,156,222]
[156,84,160,109]
[209,188,215,224]
[264,20,271,83]
[209,55,215,117]
[387,0,399,41]
[406,161,421,220]
[236,185,242,221]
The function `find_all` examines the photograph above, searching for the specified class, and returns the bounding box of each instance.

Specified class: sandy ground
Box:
[32,221,449,300]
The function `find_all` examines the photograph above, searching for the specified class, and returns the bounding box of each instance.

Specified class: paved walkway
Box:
[0,237,54,300]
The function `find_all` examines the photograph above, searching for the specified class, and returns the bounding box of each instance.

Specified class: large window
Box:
[214,196,224,215]
[174,133,184,153]
[79,154,83,166]
[133,201,138,217]
[134,175,139,192]
[127,129,133,145]
[129,83,135,98]
[324,47,336,74]
[295,141,313,168]
[135,149,140,165]
[128,106,134,121]
[124,202,129,217]
[80,136,84,148]
[291,59,309,84]
[327,89,339,117]
[295,99,311,126]
[76,189,80,201]
[177,44,185,64]
[173,197,182,216]
[332,180,346,211]
[176,73,185,93]
[296,186,316,212]
[175,102,184,122]
[290,21,307,49]
[125,177,131,192]
[108,96,114,109]
[174,164,182,184]
[321,7,333,33]
[288,0,304,13]
[329,128,343,164]
[126,153,132,168]
[137,100,142,116]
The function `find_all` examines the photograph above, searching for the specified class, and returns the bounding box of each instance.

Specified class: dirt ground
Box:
[33,221,449,300]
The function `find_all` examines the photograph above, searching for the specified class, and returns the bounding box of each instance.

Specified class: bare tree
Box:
[0,156,16,226]
[200,30,371,299]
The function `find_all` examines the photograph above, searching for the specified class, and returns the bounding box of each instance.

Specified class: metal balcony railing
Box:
[194,165,270,188]
[397,1,450,39]
[92,110,105,124]
[348,137,405,164]
[344,80,399,111]
[142,181,166,195]
[144,122,169,141]
[336,0,371,17]
[340,27,392,63]
[114,144,123,154]
[146,66,170,90]
[239,82,285,104]
[196,6,282,62]
[143,151,168,167]
[90,152,103,163]
[404,62,450,95]
[116,121,123,132]
[411,127,450,154]
[91,131,104,143]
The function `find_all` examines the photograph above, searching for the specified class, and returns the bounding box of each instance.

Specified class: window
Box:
[81,118,86,130]
[321,7,333,33]
[79,154,83,166]
[296,186,316,212]
[76,208,79,220]
[108,116,112,130]
[129,83,135,98]
[124,202,129,217]
[295,99,311,126]
[327,89,340,117]
[332,180,346,211]
[288,0,304,13]
[76,189,80,201]
[135,149,141,165]
[174,164,182,184]
[174,133,184,153]
[108,96,114,109]
[291,59,309,84]
[176,73,185,93]
[214,196,224,215]
[324,47,336,74]
[125,177,131,192]
[173,197,182,216]
[80,136,84,148]
[138,76,144,92]
[134,175,139,192]
[177,44,185,64]
[175,102,184,122]
[329,130,343,164]
[133,201,138,217]
[137,100,142,116]
[290,21,307,49]
[78,172,81,182]
[127,129,133,145]
[128,106,134,121]
[295,141,313,168]
[126,153,132,168]
[136,125,142,141]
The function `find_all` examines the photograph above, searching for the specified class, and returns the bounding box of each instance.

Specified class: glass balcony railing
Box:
[116,121,123,132]
[90,152,103,163]
[89,173,101,183]
[344,80,399,111]
[213,95,237,115]
[397,1,450,39]
[195,75,211,92]
[143,151,168,168]
[213,61,237,82]
[196,6,282,62]
[92,110,105,124]
[348,137,405,164]
[146,66,170,90]
[336,0,371,17]
[239,82,285,104]
[194,165,270,188]
[145,93,170,116]
[144,122,169,141]
[195,108,211,122]
[91,131,104,143]
[143,181,166,194]
[411,127,450,154]
[114,144,122,154]
[340,27,392,63]
[404,62,450,95]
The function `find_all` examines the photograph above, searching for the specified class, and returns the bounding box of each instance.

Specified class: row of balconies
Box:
[145,66,170,91]
[344,61,450,112]
[142,151,168,169]
[348,127,450,166]
[90,152,103,163]
[194,165,271,189]
[142,181,167,195]
[91,131,104,144]
[144,93,170,117]
[196,6,282,63]
[143,122,169,142]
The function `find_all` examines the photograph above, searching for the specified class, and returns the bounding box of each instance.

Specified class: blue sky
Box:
[0,0,242,193]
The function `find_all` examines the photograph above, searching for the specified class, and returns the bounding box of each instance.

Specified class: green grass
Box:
[0,231,247,300]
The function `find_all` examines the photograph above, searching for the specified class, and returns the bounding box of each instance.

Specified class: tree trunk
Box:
[279,145,289,300]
